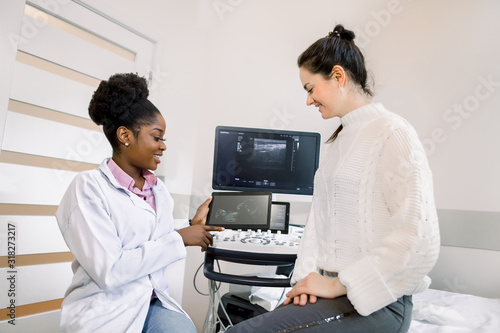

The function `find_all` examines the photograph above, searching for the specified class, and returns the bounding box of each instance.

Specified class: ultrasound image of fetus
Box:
[215,209,237,223]
[214,199,258,223]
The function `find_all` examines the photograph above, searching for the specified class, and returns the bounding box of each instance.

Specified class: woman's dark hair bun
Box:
[298,23,372,98]
[328,24,355,42]
[89,73,149,126]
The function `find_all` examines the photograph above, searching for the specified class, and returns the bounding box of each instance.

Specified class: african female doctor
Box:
[226,24,440,333]
[56,73,224,333]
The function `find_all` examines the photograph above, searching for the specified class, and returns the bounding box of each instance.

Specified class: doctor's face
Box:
[127,113,167,171]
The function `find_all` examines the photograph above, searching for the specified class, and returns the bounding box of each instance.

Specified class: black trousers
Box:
[225,295,412,333]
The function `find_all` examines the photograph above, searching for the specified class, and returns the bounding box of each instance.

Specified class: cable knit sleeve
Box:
[291,201,320,285]
[338,123,440,316]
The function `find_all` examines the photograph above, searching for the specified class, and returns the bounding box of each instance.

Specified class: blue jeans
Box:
[142,298,197,333]
[225,295,412,333]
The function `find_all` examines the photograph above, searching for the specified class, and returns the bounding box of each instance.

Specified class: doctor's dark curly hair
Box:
[88,73,160,151]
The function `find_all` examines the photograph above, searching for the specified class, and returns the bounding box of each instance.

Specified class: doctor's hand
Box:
[189,196,212,226]
[283,272,347,306]
[177,225,224,252]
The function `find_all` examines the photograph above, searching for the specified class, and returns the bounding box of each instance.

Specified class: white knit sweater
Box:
[291,103,440,316]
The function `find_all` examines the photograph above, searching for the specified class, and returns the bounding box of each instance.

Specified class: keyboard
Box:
[209,226,303,254]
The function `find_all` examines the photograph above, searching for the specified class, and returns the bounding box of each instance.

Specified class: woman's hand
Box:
[189,196,212,226]
[176,225,224,251]
[283,272,347,306]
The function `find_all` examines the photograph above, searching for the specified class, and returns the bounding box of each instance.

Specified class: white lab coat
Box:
[56,159,188,332]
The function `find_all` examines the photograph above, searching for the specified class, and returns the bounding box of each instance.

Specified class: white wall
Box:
[106,0,500,213]
[0,0,25,146]
[5,0,497,330]
[184,0,500,213]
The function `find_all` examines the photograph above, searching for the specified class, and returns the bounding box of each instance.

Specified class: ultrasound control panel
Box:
[210,226,303,254]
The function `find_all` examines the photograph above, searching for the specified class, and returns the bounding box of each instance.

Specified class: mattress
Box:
[409,288,500,332]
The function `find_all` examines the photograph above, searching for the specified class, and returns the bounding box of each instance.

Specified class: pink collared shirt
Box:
[107,159,157,212]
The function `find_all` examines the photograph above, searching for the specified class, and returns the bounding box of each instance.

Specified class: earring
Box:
[125,142,129,147]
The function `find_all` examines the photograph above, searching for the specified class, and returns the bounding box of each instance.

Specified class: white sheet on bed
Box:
[409,289,500,332]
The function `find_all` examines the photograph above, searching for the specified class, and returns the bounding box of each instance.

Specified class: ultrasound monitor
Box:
[212,126,321,195]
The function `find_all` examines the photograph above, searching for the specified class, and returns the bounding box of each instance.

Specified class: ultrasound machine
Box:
[202,126,321,332]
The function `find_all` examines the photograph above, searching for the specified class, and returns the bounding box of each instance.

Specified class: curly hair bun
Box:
[89,73,149,126]
[329,24,355,42]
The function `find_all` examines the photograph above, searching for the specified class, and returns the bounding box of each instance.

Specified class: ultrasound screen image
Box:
[248,139,287,170]
[208,194,271,228]
[234,135,294,182]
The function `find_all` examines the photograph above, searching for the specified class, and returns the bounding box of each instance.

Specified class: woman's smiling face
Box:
[299,66,345,119]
